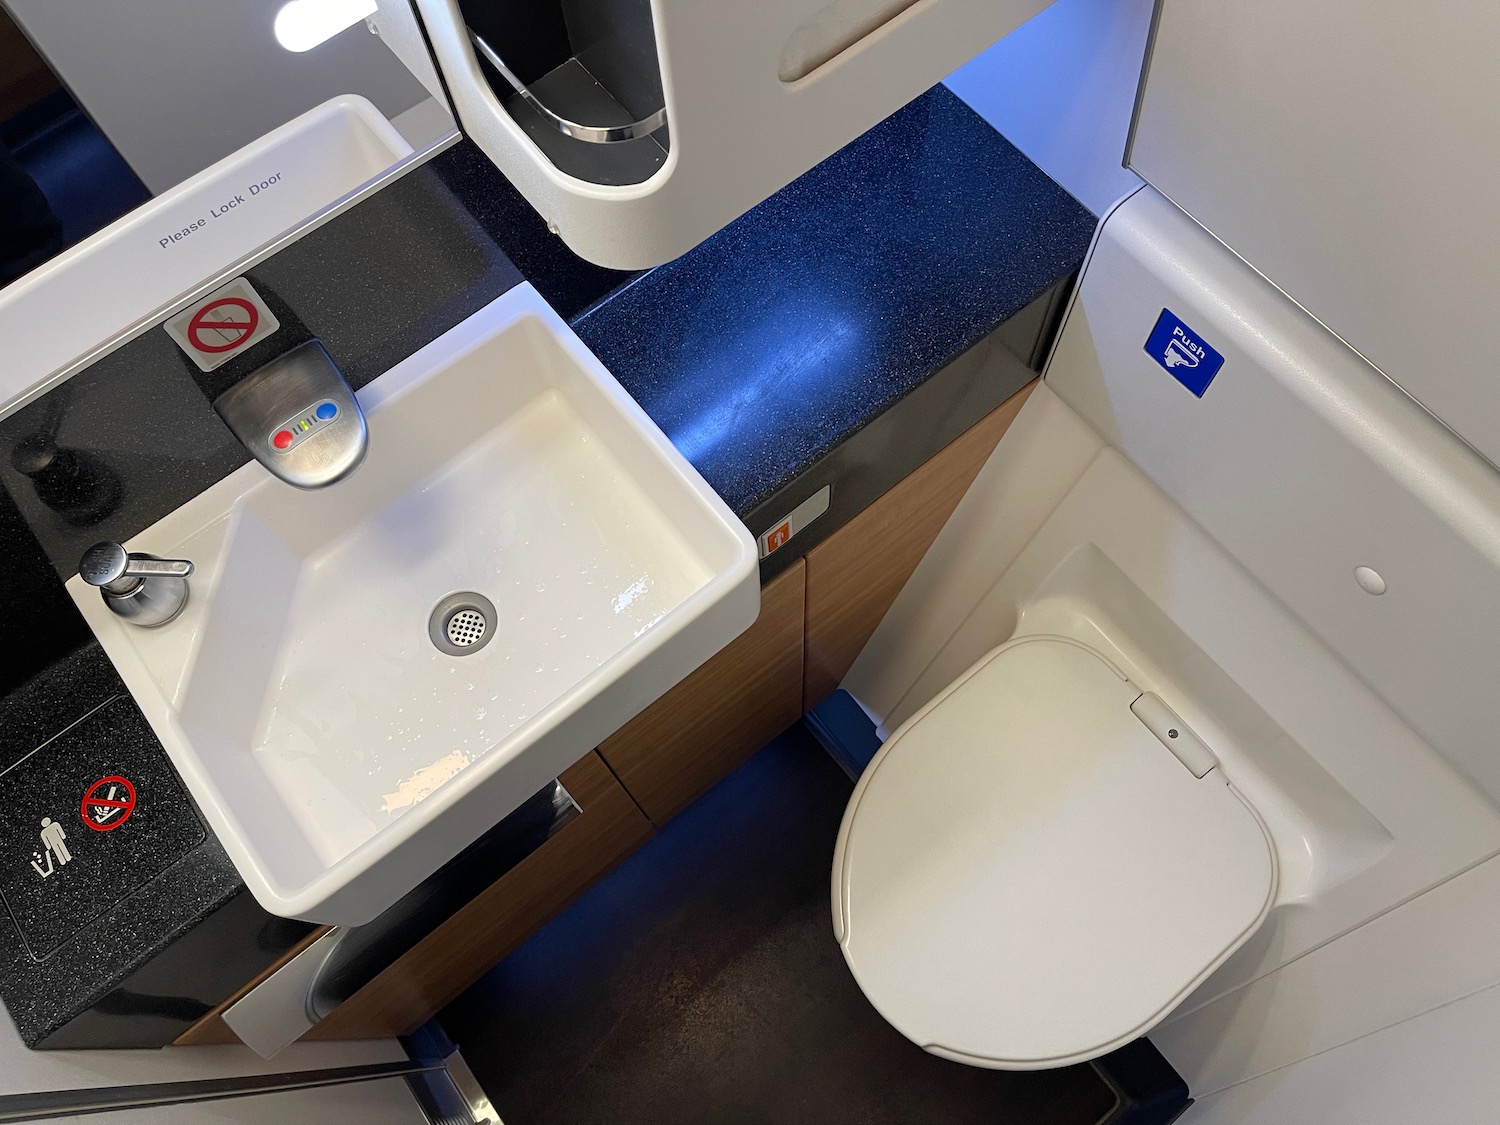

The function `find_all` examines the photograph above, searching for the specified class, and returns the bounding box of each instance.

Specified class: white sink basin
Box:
[69,285,758,925]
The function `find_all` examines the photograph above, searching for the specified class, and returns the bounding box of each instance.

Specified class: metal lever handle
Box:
[80,541,194,594]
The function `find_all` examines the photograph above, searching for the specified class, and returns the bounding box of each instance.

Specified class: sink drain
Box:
[429,592,498,656]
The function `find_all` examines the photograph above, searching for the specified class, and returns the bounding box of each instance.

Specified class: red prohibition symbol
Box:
[186,296,259,353]
[81,775,137,832]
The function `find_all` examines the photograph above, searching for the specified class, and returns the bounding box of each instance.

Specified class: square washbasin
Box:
[69,285,758,925]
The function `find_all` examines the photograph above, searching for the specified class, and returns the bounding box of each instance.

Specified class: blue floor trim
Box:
[805,689,883,779]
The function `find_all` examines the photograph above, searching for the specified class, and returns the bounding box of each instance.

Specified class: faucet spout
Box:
[212,340,368,488]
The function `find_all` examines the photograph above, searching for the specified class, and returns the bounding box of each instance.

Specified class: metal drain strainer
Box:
[429,592,498,656]
[447,609,487,647]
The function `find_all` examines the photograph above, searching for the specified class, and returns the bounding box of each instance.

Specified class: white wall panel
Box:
[1180,980,1500,1125]
[1048,186,1500,813]
[1186,979,1500,1125]
[1157,851,1500,1100]
[944,0,1152,216]
[1130,1,1500,469]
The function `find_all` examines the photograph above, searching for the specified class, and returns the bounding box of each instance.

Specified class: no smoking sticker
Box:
[81,776,137,832]
[164,277,279,372]
[188,296,259,352]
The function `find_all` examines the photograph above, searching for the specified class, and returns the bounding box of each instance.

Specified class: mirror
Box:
[0,0,454,284]
[0,0,457,402]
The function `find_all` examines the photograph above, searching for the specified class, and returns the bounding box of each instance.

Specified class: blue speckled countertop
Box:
[575,89,1095,515]
[0,84,1095,1046]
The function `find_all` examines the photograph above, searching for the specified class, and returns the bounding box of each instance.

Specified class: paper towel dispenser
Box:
[415,0,1053,268]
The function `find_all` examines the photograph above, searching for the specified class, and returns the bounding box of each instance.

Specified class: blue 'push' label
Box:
[1144,309,1224,397]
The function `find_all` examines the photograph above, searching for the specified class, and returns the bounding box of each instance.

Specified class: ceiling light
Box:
[274,0,379,53]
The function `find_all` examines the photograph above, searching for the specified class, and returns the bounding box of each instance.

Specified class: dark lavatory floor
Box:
[440,725,1117,1125]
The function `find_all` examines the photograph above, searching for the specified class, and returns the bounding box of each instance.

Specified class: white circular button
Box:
[1353,566,1387,595]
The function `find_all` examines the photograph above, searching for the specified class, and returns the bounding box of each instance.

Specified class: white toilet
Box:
[829,183,1500,1079]
[832,633,1277,1070]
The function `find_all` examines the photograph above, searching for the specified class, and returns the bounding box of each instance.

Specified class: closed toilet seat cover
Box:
[833,637,1277,1070]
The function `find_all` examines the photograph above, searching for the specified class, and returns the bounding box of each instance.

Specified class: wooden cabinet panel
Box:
[802,382,1034,709]
[307,750,650,1040]
[175,750,651,1045]
[598,560,806,826]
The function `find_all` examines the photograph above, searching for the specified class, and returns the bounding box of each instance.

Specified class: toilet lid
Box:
[833,637,1276,1070]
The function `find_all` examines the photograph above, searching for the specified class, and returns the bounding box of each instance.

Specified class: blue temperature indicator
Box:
[315,401,338,421]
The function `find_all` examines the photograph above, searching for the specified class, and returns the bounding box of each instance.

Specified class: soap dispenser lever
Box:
[80,541,194,626]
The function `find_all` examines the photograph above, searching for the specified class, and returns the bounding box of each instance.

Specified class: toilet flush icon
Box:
[1164,337,1201,370]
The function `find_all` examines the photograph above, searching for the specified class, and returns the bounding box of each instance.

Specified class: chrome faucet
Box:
[79,541,193,627]
[213,341,367,489]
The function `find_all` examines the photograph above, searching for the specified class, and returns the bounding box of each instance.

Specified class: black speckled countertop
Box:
[0,84,1094,1046]
[0,648,247,1046]
[574,90,1095,516]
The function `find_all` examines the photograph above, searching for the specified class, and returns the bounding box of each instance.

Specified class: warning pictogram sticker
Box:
[757,485,832,558]
[80,776,137,832]
[164,276,280,372]
[187,297,259,353]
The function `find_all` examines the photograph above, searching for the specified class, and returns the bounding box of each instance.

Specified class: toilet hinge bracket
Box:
[1131,692,1219,778]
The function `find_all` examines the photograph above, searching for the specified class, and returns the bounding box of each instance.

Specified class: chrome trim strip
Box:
[467,30,667,144]
[442,1050,504,1124]
[0,1061,442,1123]
[1123,0,1166,171]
